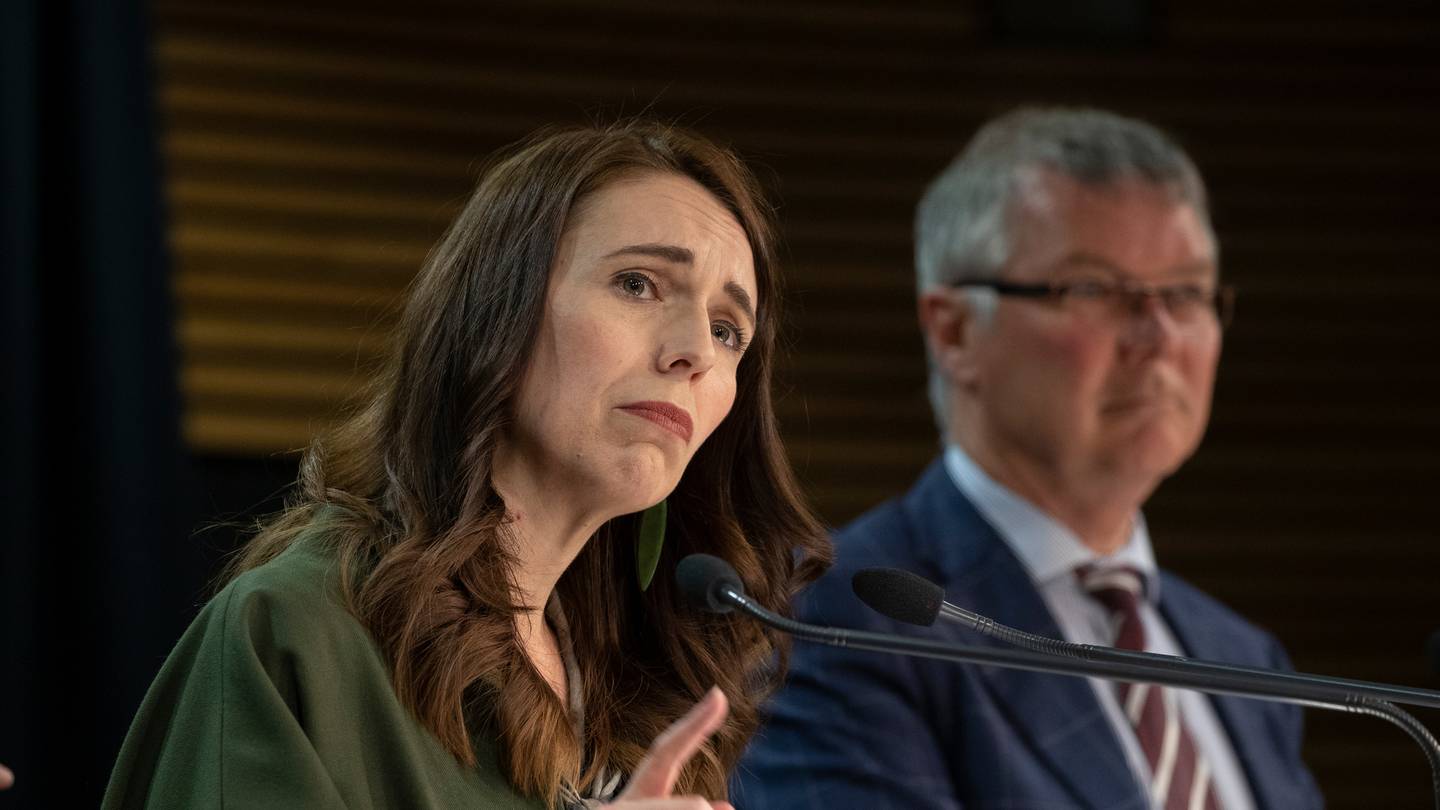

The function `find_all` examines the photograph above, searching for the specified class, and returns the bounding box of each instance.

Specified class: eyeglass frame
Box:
[949,277,1236,329]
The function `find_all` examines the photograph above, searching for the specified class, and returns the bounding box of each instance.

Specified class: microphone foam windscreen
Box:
[852,567,944,627]
[676,553,742,613]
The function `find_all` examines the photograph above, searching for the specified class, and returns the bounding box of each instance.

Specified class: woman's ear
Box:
[917,288,987,388]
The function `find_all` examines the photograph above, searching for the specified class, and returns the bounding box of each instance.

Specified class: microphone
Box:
[679,555,1440,807]
[855,565,1161,659]
[851,567,943,626]
[676,553,741,614]
[853,566,1098,658]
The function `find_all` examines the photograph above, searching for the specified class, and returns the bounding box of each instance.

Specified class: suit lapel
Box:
[1160,589,1286,810]
[903,463,1145,810]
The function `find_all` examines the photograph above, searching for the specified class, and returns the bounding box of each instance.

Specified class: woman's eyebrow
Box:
[605,243,756,327]
[724,281,756,330]
[603,243,693,264]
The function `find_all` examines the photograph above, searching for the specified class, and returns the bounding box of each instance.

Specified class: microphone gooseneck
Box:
[679,554,1440,707]
[853,565,1440,809]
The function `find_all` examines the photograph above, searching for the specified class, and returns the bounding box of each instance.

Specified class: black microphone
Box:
[851,567,943,626]
[676,553,741,614]
[853,566,1104,658]
[855,565,1158,659]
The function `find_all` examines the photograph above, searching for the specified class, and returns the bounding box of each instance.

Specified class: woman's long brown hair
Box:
[223,120,831,805]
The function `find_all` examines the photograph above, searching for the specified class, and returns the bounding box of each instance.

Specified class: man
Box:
[734,108,1322,809]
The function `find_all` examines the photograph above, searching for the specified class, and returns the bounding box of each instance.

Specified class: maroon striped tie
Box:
[1077,566,1222,810]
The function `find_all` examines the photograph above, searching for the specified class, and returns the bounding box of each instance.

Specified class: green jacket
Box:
[103,534,544,809]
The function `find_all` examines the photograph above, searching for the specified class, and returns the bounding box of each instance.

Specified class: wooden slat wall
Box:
[153,1,1440,805]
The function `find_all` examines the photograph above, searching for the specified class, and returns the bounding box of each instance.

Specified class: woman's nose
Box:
[657,310,718,378]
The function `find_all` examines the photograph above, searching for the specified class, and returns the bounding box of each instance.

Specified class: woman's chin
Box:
[609,445,680,492]
[613,477,675,515]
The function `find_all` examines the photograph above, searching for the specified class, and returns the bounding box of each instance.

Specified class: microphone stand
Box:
[712,583,1440,810]
[929,600,1440,809]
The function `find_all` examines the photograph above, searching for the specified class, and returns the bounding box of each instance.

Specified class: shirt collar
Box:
[942,444,1160,603]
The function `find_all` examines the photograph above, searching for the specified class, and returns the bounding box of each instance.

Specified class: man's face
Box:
[963,172,1222,493]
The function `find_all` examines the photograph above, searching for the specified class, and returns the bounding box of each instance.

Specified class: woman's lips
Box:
[619,401,694,442]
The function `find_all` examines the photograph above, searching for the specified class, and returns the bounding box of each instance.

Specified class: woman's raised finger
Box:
[618,687,728,800]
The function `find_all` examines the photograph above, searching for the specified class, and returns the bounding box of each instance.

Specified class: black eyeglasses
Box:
[952,278,1235,329]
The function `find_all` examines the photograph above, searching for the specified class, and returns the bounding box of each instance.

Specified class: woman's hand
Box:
[602,686,734,810]
[0,762,13,790]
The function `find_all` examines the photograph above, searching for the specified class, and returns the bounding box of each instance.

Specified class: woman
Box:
[103,121,830,809]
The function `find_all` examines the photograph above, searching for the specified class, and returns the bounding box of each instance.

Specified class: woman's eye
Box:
[712,321,748,351]
[616,273,656,299]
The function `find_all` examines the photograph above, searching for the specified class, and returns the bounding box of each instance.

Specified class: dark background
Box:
[4,0,1439,807]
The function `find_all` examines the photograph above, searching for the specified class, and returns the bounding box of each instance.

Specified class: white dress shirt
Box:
[944,445,1255,810]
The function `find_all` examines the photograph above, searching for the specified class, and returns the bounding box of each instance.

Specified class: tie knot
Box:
[1076,564,1145,614]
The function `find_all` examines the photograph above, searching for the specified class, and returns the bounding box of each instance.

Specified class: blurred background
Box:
[4,0,1439,806]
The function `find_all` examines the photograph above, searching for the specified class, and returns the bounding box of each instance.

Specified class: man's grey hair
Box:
[915,106,1213,435]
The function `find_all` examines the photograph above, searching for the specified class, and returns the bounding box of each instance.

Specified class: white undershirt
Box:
[944,445,1255,810]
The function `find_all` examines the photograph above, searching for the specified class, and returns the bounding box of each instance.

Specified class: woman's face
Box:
[504,171,759,517]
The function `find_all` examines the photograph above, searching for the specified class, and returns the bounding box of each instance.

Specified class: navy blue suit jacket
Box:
[734,460,1322,810]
